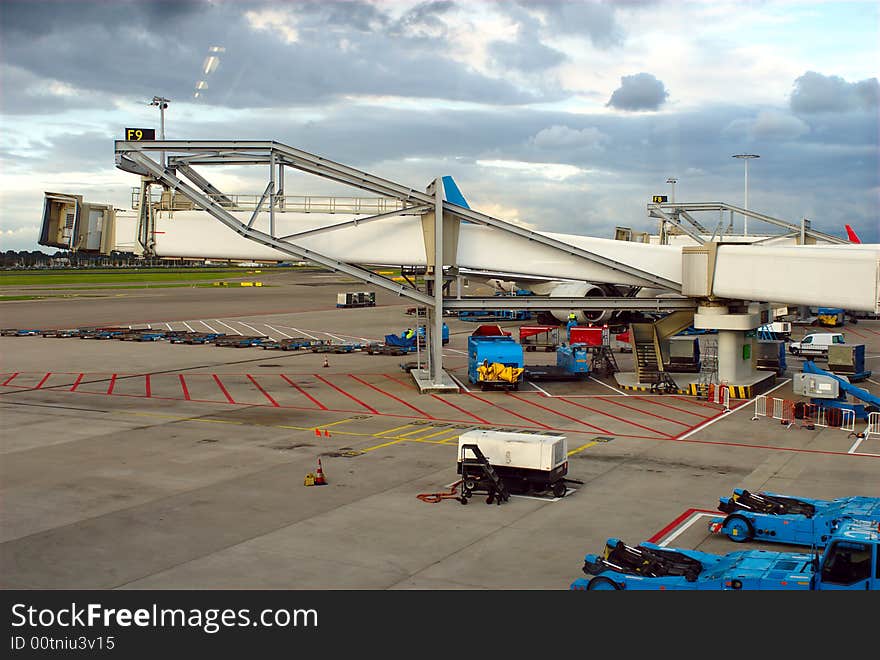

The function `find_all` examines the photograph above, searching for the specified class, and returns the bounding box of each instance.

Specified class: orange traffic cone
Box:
[314,428,321,438]
[323,429,331,438]
[314,457,327,485]
[322,357,329,368]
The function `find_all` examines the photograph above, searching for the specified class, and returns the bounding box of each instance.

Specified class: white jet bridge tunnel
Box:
[39,139,880,393]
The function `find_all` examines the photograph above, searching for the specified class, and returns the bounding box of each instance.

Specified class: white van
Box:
[788,332,845,357]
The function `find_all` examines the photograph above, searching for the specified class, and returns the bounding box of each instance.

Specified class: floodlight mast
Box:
[732,154,759,236]
[150,96,170,167]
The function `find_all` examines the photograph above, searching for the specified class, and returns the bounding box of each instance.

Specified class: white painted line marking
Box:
[865,378,880,386]
[265,324,292,339]
[199,320,218,333]
[676,378,791,441]
[445,348,467,355]
[323,332,345,342]
[165,323,173,331]
[215,319,242,335]
[529,381,552,397]
[238,321,267,337]
[659,512,717,547]
[448,373,470,393]
[182,322,195,332]
[589,375,629,396]
[284,326,321,341]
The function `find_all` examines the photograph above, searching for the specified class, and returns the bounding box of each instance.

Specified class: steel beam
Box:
[121,151,436,306]
[277,205,430,241]
[115,140,681,290]
[443,297,695,311]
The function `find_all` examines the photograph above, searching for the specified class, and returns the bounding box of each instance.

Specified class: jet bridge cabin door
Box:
[818,539,877,590]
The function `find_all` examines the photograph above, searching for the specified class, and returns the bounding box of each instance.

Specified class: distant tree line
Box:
[1,250,222,269]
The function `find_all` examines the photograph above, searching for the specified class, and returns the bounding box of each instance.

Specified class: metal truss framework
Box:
[647,201,848,245]
[115,139,687,388]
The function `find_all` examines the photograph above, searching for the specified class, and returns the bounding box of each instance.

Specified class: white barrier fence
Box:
[752,394,856,433]
[866,412,880,441]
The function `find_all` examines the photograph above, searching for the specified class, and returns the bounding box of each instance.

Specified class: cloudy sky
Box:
[1,0,878,252]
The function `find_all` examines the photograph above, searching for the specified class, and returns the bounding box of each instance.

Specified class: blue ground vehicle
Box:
[467,331,524,390]
[556,343,590,375]
[708,489,880,547]
[571,519,880,590]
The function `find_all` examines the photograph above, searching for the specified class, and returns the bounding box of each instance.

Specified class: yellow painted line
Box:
[568,441,598,456]
[398,425,441,438]
[361,437,408,452]
[374,423,418,437]
[313,417,360,429]
[414,426,457,441]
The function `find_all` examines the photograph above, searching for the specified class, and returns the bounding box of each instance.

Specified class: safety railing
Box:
[865,412,880,441]
[132,187,408,215]
[752,395,855,433]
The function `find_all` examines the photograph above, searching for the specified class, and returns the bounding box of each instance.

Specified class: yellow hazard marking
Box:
[568,441,598,456]
[361,438,408,452]
[410,426,455,441]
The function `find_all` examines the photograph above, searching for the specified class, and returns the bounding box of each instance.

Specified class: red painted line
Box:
[247,374,280,407]
[70,373,84,392]
[280,375,327,411]
[179,374,191,401]
[349,374,435,418]
[631,396,711,419]
[597,396,691,428]
[313,374,378,414]
[647,508,718,544]
[508,392,612,434]
[383,373,416,390]
[106,374,117,395]
[145,374,152,398]
[212,374,236,404]
[670,394,726,411]
[557,396,670,437]
[844,327,867,338]
[1,372,20,386]
[862,327,880,336]
[430,394,490,424]
[465,392,553,429]
[34,373,52,389]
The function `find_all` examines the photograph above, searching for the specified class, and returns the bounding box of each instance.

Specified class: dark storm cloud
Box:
[790,71,880,114]
[0,0,545,111]
[606,73,669,111]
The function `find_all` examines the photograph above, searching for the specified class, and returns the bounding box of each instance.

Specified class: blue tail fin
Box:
[442,175,470,209]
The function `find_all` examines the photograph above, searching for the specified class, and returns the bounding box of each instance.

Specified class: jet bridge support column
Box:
[411,177,459,393]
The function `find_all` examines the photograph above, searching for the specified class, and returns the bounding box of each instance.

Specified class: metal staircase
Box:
[696,338,719,399]
[590,345,620,377]
[459,444,510,505]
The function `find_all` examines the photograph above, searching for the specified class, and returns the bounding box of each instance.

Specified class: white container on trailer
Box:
[456,430,569,498]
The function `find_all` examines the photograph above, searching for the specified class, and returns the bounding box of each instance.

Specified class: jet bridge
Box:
[38,138,880,394]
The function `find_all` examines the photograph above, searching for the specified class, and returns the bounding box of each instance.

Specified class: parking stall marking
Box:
[631,396,713,420]
[430,394,491,424]
[647,508,719,546]
[464,392,553,429]
[507,392,613,434]
[596,396,693,428]
[279,374,328,410]
[555,396,668,437]
[70,373,84,392]
[1,373,20,387]
[212,374,237,404]
[247,374,280,407]
[313,374,379,414]
[348,374,435,419]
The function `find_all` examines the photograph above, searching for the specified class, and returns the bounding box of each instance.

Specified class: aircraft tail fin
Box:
[442,175,470,209]
[845,224,861,243]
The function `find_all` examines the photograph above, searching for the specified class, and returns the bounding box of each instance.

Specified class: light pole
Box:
[150,96,170,167]
[666,177,677,203]
[732,154,759,236]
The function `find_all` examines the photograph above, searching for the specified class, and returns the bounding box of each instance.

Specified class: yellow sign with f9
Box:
[125,128,156,141]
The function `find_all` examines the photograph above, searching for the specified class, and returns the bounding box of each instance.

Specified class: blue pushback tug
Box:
[571,518,880,590]
[708,489,880,548]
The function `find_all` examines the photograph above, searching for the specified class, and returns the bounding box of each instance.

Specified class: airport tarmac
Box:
[1,269,878,589]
